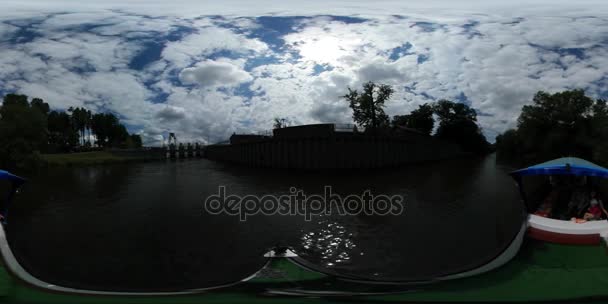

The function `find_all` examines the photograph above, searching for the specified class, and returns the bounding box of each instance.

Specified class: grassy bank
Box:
[41,151,141,166]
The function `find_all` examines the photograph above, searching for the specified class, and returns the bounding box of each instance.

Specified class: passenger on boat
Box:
[534,189,557,217]
[566,178,590,219]
[583,191,608,221]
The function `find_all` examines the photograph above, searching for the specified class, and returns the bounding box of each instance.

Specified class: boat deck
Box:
[0,238,608,303]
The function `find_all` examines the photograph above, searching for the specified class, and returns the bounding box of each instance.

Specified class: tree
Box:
[433,99,477,125]
[432,100,489,154]
[110,124,129,148]
[130,134,143,148]
[91,113,120,147]
[0,94,28,109]
[392,103,434,135]
[343,81,393,132]
[48,111,79,152]
[85,109,92,147]
[497,89,602,164]
[495,129,522,161]
[30,98,50,115]
[0,93,143,168]
[89,112,134,148]
[273,117,289,129]
[0,94,47,169]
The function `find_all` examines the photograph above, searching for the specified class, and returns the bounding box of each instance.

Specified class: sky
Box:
[0,1,607,145]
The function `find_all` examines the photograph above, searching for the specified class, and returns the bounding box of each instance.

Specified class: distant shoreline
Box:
[41,150,164,166]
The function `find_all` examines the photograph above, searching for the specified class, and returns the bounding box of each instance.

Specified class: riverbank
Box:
[41,150,163,166]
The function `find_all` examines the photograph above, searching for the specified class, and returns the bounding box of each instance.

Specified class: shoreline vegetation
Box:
[0,94,143,171]
[495,89,608,167]
[2,81,495,171]
[2,82,601,171]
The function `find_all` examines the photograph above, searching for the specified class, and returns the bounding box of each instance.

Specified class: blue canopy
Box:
[510,157,608,178]
[0,170,25,184]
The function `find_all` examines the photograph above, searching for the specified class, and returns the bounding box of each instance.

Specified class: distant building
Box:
[206,123,466,169]
[229,134,270,144]
[272,124,335,138]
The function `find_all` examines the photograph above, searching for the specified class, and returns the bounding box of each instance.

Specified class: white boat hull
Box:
[527,214,608,244]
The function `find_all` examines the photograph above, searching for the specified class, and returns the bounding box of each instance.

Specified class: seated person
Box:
[567,187,589,218]
[583,191,607,221]
[535,190,558,217]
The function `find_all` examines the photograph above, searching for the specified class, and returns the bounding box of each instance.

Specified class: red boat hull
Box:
[527,227,601,245]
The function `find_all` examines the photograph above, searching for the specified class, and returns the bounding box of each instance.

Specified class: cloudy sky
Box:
[1,1,607,144]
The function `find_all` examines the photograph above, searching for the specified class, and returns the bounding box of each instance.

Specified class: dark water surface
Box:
[7,154,524,291]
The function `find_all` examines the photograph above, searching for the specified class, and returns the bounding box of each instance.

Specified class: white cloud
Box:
[161,27,268,68]
[0,4,607,145]
[179,60,252,87]
[3,0,608,18]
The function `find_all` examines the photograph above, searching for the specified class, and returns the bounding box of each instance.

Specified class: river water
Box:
[6,154,524,291]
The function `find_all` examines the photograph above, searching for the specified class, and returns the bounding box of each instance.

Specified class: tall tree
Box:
[69,107,91,146]
[30,98,50,115]
[85,109,92,147]
[392,103,434,135]
[48,111,79,152]
[0,94,47,169]
[91,112,131,148]
[273,117,289,129]
[110,124,129,148]
[91,113,118,147]
[432,100,489,154]
[502,89,599,163]
[343,81,393,132]
[130,134,143,149]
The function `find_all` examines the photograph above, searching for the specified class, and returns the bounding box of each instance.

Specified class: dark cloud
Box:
[155,106,186,121]
[309,102,350,123]
[357,62,404,82]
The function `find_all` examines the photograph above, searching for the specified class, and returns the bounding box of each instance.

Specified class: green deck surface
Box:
[2,239,608,303]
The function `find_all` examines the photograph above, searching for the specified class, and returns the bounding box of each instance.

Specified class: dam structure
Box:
[204,123,467,169]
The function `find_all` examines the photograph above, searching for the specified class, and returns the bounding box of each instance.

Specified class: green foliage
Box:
[392,103,434,135]
[342,83,488,153]
[0,94,48,170]
[68,107,92,146]
[90,112,130,148]
[495,129,521,160]
[130,134,143,149]
[30,98,50,115]
[433,99,477,124]
[0,93,143,170]
[344,81,393,132]
[431,100,489,154]
[47,111,79,153]
[496,89,608,165]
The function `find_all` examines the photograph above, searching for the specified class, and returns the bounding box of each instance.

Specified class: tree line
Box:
[343,81,491,154]
[0,94,142,170]
[496,89,608,166]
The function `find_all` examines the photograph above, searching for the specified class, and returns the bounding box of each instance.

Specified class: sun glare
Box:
[296,36,359,66]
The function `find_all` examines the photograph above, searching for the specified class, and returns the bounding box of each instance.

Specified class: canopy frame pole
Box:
[512,175,531,213]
